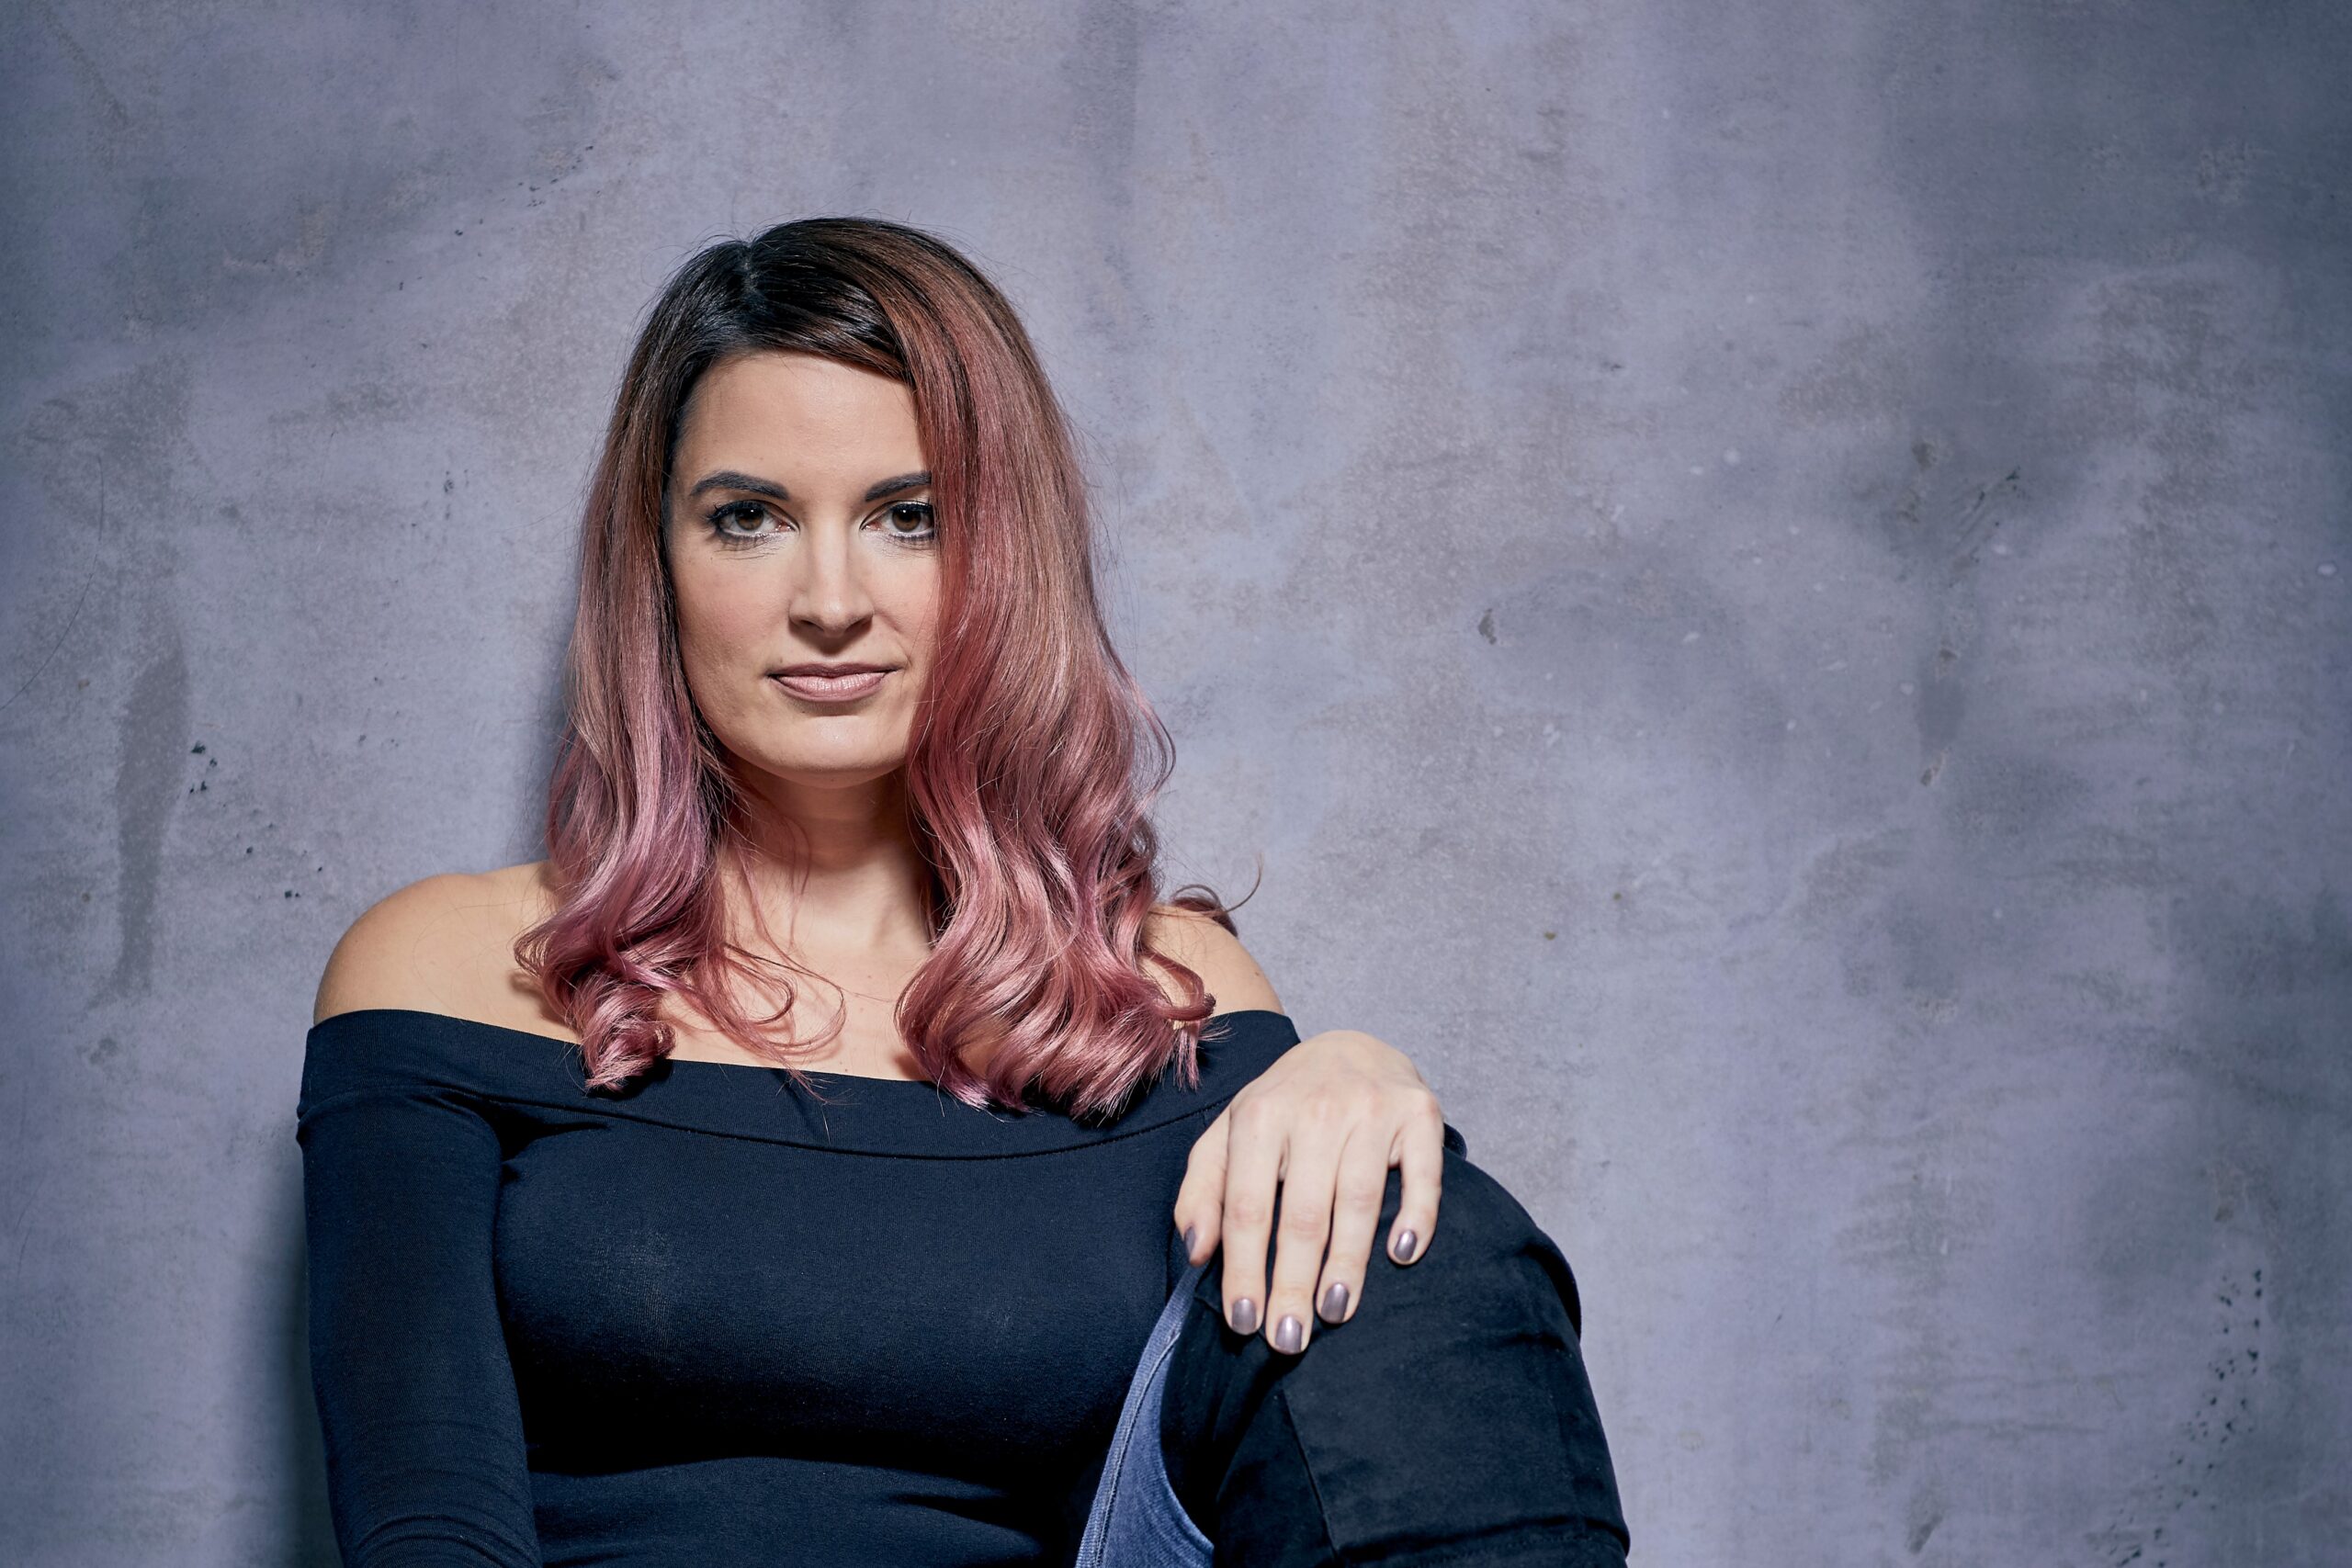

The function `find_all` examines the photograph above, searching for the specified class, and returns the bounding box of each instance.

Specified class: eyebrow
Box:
[684,469,932,504]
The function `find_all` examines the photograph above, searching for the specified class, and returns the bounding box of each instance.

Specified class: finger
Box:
[1261,1103,1348,1355]
[1385,1087,1447,1266]
[1170,1105,1232,1265]
[1315,1122,1393,1324]
[1216,1093,1284,1340]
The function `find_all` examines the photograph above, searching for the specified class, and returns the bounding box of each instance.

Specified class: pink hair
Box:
[514,218,1244,1121]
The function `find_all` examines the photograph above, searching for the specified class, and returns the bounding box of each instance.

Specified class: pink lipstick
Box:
[770,664,893,703]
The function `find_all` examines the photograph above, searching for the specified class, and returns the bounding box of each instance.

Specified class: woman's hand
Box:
[1172,1028,1446,1355]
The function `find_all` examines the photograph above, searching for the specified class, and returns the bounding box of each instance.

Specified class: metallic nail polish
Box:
[1229,1297,1260,1336]
[1319,1281,1350,1320]
[1392,1228,1419,1263]
[1273,1315,1305,1353]
[1182,1224,1198,1259]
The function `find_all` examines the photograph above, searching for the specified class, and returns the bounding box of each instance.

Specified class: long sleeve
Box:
[297,1036,543,1567]
[1159,1136,1631,1567]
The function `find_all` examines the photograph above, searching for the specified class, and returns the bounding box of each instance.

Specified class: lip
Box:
[769,666,894,703]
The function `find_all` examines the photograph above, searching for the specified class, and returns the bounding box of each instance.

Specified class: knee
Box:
[1345,1144,1589,1343]
[1172,1145,1630,1562]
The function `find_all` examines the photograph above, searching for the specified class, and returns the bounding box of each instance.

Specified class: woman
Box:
[300,217,1628,1565]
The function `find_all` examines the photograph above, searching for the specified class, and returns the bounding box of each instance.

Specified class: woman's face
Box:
[664,350,940,797]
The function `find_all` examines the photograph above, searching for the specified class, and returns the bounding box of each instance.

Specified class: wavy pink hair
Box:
[514,218,1247,1121]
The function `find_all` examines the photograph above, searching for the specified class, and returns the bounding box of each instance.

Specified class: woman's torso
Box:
[300,869,1299,1567]
[300,1007,1301,1565]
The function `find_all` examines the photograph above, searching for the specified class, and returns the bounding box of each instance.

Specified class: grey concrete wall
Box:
[5,2,2346,1562]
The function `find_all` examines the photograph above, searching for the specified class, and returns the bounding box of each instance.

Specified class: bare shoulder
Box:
[312,860,567,1034]
[1143,901,1283,1015]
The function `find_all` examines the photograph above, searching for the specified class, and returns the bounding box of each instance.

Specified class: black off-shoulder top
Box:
[296,1007,1628,1566]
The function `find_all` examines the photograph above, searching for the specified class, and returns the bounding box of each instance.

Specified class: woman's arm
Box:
[300,883,544,1567]
[1147,908,1449,1357]
[1159,1149,1631,1566]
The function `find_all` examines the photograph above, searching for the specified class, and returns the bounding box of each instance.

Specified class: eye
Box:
[705,499,779,546]
[876,501,937,545]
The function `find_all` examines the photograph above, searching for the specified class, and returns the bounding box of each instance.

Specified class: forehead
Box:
[674,351,924,470]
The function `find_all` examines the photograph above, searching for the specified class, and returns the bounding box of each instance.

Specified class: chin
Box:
[735,745,910,792]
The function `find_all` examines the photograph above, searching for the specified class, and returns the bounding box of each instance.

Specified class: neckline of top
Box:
[300,1006,1302,1157]
[314,1005,1291,1084]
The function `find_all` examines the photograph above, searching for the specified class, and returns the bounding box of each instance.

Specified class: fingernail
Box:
[1391,1228,1419,1264]
[1273,1315,1305,1353]
[1319,1281,1350,1321]
[1182,1224,1198,1259]
[1229,1297,1260,1336]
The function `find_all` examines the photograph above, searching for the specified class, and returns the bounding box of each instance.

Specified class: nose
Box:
[787,519,877,638]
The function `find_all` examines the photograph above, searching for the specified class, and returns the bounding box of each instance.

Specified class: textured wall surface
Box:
[5,3,2346,1563]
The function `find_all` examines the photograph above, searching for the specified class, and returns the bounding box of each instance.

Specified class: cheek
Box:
[893,574,944,667]
[671,563,775,686]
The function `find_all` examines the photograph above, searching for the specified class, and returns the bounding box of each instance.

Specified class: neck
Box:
[725,768,935,957]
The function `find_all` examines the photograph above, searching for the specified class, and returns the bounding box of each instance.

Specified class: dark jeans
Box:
[1158,1132,1632,1566]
